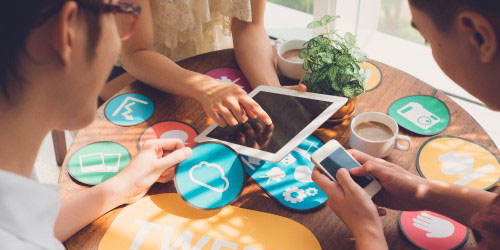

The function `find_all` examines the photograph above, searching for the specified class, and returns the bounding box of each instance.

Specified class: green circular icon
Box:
[68,141,131,185]
[388,95,450,135]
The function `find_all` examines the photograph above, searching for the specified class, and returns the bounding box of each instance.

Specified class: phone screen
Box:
[320,148,373,188]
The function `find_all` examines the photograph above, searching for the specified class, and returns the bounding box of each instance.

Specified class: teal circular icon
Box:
[105,93,155,126]
[175,142,244,210]
[388,95,450,135]
[68,141,131,185]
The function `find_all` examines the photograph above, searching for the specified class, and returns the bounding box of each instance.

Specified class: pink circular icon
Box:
[138,121,198,149]
[205,68,253,93]
[399,211,468,250]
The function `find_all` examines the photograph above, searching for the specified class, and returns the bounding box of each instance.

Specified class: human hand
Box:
[195,77,271,127]
[234,122,274,150]
[106,139,192,204]
[348,149,432,211]
[312,168,384,237]
[283,83,307,92]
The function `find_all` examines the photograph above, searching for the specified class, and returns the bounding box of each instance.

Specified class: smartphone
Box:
[311,139,381,197]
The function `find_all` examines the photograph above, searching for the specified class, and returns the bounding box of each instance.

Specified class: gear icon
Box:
[305,187,319,197]
[283,187,307,204]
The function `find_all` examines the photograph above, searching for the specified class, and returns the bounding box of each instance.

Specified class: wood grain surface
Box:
[59,49,499,250]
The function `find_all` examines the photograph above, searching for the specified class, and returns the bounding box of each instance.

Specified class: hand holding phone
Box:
[311,139,381,197]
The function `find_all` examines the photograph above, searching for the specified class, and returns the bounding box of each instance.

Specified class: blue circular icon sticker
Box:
[388,95,450,135]
[240,136,327,212]
[175,142,244,210]
[105,93,155,126]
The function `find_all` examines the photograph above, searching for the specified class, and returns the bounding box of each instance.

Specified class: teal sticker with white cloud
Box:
[175,142,244,210]
[240,136,327,212]
[104,93,155,126]
[388,95,450,135]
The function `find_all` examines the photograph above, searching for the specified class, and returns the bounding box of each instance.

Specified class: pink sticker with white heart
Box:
[205,68,253,93]
[399,211,468,249]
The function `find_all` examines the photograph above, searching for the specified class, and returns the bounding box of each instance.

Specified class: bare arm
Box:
[54,181,124,241]
[423,180,496,226]
[349,149,497,227]
[119,0,271,127]
[232,0,280,88]
[54,139,192,242]
[119,0,201,98]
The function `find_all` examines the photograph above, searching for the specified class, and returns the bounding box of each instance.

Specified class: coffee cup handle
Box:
[273,38,285,53]
[395,135,412,151]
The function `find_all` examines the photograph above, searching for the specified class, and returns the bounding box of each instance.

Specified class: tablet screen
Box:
[206,91,333,153]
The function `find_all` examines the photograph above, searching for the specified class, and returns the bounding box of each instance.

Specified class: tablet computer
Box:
[195,86,348,162]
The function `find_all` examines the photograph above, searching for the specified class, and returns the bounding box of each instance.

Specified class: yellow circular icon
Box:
[358,61,382,92]
[417,136,499,190]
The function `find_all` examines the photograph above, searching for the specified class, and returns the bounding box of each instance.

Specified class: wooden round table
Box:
[59,49,499,250]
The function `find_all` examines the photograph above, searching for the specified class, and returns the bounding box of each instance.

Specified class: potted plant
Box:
[300,15,368,121]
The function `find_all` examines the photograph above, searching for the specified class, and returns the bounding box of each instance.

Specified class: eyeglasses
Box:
[79,1,141,41]
[38,1,141,41]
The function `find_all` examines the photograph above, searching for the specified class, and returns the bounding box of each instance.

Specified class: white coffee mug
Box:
[275,39,306,80]
[349,112,412,158]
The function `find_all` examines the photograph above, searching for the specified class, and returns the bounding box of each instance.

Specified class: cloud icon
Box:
[189,161,230,193]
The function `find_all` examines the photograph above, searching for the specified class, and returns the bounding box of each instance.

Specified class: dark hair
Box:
[0,0,103,99]
[409,0,500,31]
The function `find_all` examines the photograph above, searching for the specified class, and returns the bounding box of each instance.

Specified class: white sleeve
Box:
[0,228,64,250]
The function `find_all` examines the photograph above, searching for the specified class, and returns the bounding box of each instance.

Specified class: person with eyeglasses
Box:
[113,0,305,128]
[0,1,192,249]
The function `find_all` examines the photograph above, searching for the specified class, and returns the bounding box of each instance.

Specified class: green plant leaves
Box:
[306,20,322,29]
[301,15,368,99]
[306,15,340,30]
[318,52,333,64]
[352,50,368,62]
[344,32,356,46]
[320,15,339,26]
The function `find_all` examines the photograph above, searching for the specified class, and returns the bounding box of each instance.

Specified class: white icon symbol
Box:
[218,76,241,84]
[79,152,121,173]
[294,166,313,183]
[160,130,189,144]
[363,68,372,85]
[79,153,104,173]
[281,154,297,166]
[293,140,319,159]
[305,187,318,197]
[283,187,307,204]
[241,156,262,170]
[259,167,286,184]
[189,161,229,193]
[248,157,262,165]
[112,96,149,121]
[397,102,441,130]
[101,153,121,172]
[438,151,495,186]
[413,212,454,238]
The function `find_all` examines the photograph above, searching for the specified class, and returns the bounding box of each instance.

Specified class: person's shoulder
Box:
[0,229,52,250]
